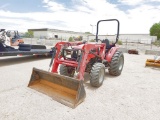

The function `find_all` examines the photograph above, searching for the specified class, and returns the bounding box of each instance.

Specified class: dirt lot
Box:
[0,53,160,120]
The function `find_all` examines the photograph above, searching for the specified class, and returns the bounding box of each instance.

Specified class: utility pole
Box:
[90,24,96,34]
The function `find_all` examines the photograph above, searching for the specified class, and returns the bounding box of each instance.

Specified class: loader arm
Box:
[51,41,84,73]
[77,43,106,80]
[51,42,106,80]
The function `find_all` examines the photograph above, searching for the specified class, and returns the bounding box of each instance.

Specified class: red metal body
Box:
[105,47,119,62]
[51,41,118,81]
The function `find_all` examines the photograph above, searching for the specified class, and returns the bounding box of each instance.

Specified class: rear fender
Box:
[105,47,119,62]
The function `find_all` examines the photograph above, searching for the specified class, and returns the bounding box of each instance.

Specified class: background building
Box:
[28,28,89,41]
[28,28,157,44]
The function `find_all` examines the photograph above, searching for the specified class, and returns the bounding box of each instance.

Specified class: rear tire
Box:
[90,63,105,87]
[109,51,124,76]
[59,64,69,76]
[59,65,74,77]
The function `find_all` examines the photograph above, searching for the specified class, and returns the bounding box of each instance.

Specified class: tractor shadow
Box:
[0,55,51,67]
[83,71,117,90]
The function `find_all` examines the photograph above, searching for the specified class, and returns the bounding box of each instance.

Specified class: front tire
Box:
[90,63,105,87]
[109,51,124,76]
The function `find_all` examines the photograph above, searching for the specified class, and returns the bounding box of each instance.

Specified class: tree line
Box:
[150,22,160,40]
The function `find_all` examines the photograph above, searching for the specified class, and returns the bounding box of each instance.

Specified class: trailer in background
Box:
[0,43,53,57]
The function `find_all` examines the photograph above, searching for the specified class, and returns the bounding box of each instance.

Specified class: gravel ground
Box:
[0,53,160,120]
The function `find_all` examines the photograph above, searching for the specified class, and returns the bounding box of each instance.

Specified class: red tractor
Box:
[28,19,124,108]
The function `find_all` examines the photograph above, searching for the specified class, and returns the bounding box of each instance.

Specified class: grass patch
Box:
[117,40,123,45]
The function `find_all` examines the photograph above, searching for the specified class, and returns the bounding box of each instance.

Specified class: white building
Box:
[28,28,89,41]
[28,28,157,44]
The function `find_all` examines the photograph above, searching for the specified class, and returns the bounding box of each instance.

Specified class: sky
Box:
[0,0,160,35]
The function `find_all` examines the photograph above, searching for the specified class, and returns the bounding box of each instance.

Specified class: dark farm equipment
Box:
[6,30,24,46]
[0,29,24,46]
[28,19,124,108]
[128,49,138,54]
[0,29,53,57]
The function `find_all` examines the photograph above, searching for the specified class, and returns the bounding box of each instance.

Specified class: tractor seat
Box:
[102,39,111,49]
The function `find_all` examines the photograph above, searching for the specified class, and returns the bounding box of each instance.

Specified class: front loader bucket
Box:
[145,59,160,67]
[28,67,86,108]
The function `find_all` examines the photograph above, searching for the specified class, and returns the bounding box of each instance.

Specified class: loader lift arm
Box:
[51,42,106,80]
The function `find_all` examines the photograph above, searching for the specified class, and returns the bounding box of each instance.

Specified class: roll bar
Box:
[95,19,120,44]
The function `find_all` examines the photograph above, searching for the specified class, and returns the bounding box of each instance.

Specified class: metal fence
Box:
[23,38,62,47]
[23,38,160,52]
[119,40,160,51]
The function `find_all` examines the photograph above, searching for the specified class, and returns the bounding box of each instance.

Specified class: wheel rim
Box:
[119,56,124,70]
[99,68,104,83]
